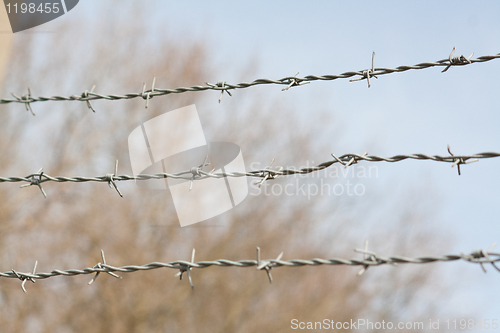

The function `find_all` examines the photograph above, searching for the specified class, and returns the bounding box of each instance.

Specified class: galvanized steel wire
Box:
[3,245,500,292]
[1,49,499,112]
[1,150,499,197]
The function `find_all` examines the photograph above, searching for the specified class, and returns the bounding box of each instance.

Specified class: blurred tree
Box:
[0,5,451,333]
[0,6,14,86]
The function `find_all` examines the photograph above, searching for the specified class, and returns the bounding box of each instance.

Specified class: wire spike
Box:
[282,72,310,91]
[442,47,475,73]
[256,247,282,284]
[189,154,211,191]
[11,87,35,115]
[106,160,123,197]
[206,81,232,103]
[331,153,347,166]
[254,158,282,188]
[82,85,96,112]
[356,240,371,276]
[176,248,195,290]
[12,261,37,293]
[350,51,377,87]
[447,145,462,175]
[141,76,156,109]
[20,168,46,198]
[88,250,120,286]
[345,152,368,169]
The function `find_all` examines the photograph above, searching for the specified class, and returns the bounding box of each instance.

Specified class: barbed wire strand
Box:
[1,49,498,295]
[3,244,499,292]
[1,48,499,113]
[1,148,498,198]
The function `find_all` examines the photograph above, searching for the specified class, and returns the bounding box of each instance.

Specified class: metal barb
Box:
[206,81,232,103]
[142,76,156,108]
[12,261,37,293]
[350,52,378,88]
[105,160,123,197]
[254,159,283,188]
[468,243,500,273]
[282,72,310,91]
[81,85,96,112]
[175,248,195,290]
[330,153,347,166]
[11,87,35,115]
[88,250,121,285]
[189,167,199,191]
[345,152,368,169]
[447,145,478,175]
[442,47,475,73]
[20,168,46,198]
[189,154,213,191]
[356,240,376,276]
[256,247,283,284]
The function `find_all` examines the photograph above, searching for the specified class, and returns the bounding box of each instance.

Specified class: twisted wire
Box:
[1,51,499,107]
[1,152,498,190]
[2,247,499,283]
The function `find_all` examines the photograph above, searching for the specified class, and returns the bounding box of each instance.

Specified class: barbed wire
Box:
[1,48,499,114]
[1,147,498,198]
[3,243,499,292]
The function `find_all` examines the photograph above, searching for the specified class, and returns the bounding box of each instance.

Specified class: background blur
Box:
[0,1,499,332]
